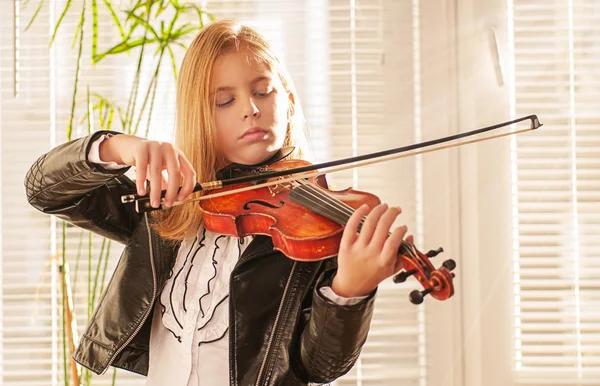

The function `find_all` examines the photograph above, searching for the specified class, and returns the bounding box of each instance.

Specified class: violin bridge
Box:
[267,177,298,196]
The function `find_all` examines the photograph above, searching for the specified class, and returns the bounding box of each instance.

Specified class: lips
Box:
[241,127,268,140]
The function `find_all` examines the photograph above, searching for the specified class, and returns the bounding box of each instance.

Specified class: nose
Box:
[242,97,260,120]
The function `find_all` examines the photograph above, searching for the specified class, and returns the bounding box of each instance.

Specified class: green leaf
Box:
[185,4,214,28]
[50,0,73,47]
[106,106,115,131]
[24,0,45,32]
[95,36,159,62]
[71,7,84,50]
[87,86,94,134]
[155,0,168,17]
[170,24,201,41]
[102,0,127,41]
[167,45,178,81]
[98,101,105,129]
[126,11,161,41]
[91,0,99,65]
[168,0,182,9]
[164,5,180,37]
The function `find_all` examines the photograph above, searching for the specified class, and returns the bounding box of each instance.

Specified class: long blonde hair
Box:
[151,19,311,241]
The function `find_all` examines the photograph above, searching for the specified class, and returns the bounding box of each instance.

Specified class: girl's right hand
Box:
[99,134,197,208]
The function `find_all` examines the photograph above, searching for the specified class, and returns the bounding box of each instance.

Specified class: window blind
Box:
[1,0,427,385]
[510,0,600,384]
[1,1,58,385]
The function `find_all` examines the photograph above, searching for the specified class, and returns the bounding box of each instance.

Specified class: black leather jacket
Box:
[24,130,376,385]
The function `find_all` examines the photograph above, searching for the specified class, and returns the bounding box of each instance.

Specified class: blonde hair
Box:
[151,19,311,241]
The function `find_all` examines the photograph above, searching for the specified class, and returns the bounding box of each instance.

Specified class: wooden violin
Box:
[119,115,542,304]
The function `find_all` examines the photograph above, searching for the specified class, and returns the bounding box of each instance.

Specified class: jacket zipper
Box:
[100,213,157,374]
[254,261,297,386]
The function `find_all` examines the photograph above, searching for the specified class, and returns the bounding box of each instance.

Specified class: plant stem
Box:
[61,222,69,386]
[72,229,84,300]
[90,238,107,308]
[124,7,152,134]
[87,232,92,321]
[144,52,162,138]
[67,0,86,141]
[134,47,164,137]
[99,241,112,295]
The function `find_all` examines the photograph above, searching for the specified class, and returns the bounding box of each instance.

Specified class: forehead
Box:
[211,48,273,86]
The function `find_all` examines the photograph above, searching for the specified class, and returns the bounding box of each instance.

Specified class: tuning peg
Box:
[393,269,417,284]
[410,288,433,305]
[442,259,456,271]
[426,247,444,258]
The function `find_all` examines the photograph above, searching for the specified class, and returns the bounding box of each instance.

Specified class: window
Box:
[510,0,600,384]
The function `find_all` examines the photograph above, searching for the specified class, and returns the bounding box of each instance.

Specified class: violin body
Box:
[200,159,381,261]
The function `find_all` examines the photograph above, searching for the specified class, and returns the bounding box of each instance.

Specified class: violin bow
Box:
[122,114,542,213]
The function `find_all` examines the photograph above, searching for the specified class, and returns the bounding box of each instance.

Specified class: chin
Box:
[237,141,281,165]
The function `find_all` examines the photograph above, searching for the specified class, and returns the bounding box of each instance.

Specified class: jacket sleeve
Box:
[297,259,377,383]
[24,130,141,244]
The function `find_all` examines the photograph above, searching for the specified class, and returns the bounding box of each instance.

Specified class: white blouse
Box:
[88,134,368,385]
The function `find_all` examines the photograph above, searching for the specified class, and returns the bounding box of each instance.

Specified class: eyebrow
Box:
[213,76,270,94]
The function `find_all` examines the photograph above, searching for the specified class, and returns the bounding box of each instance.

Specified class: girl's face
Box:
[211,48,290,166]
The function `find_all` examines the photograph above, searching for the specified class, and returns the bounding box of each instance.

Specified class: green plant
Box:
[25,1,214,385]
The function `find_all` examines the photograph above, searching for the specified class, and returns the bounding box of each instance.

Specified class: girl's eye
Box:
[254,89,273,97]
[217,98,234,108]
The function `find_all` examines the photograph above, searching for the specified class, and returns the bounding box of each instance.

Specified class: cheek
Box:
[215,111,236,145]
[271,95,289,124]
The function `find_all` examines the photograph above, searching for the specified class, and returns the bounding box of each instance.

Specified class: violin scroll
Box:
[393,244,456,305]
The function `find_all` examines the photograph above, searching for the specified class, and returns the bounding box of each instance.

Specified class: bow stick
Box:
[121,114,542,213]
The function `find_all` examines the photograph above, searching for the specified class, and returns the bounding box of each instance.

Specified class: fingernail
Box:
[152,200,160,207]
[164,201,172,208]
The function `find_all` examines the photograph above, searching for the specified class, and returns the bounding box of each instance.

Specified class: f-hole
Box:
[243,200,285,210]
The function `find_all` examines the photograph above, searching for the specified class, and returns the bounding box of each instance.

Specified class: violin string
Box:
[302,182,416,257]
[290,180,416,259]
[303,184,418,262]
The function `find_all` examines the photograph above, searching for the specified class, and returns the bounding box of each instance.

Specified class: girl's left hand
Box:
[332,203,414,298]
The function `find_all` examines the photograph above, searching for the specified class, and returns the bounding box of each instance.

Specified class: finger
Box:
[149,144,163,208]
[342,204,370,247]
[163,145,181,207]
[135,147,149,196]
[358,203,388,245]
[380,225,408,267]
[406,234,414,244]
[178,154,197,201]
[370,206,402,250]
[161,170,169,191]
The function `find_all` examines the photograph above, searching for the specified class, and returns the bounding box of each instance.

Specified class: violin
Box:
[119,115,542,305]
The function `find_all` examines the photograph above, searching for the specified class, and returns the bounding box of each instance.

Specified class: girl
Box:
[25,19,412,386]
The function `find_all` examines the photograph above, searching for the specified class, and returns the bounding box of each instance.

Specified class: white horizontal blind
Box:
[510,0,600,383]
[1,2,58,385]
[2,0,426,385]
